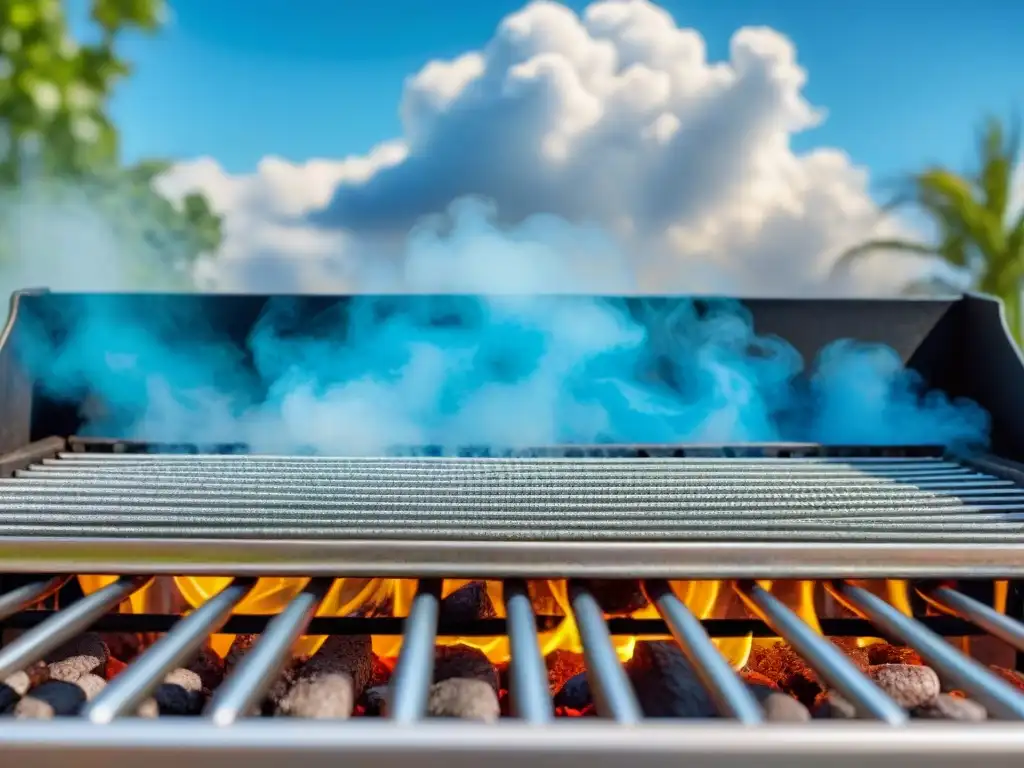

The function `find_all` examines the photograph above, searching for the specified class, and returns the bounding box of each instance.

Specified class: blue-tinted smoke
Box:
[14,291,990,454]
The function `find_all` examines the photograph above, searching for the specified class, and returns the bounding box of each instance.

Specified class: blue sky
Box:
[74,0,1023,194]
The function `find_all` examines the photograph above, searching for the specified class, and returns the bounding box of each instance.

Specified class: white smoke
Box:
[158,0,932,297]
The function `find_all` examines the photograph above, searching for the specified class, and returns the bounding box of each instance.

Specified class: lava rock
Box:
[433,644,500,694]
[626,641,717,718]
[867,664,940,709]
[427,678,500,722]
[913,693,988,722]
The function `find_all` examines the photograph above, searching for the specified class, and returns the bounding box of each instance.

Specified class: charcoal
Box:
[553,671,592,710]
[187,645,226,691]
[46,632,109,682]
[360,684,388,716]
[225,634,259,673]
[75,673,107,701]
[426,678,500,722]
[760,691,811,721]
[98,632,142,663]
[152,683,205,716]
[913,693,987,722]
[275,635,372,719]
[811,692,857,720]
[14,680,87,718]
[989,666,1024,692]
[578,579,648,616]
[867,664,939,709]
[626,641,717,718]
[433,644,500,693]
[137,668,207,718]
[439,581,497,622]
[546,650,586,693]
[865,643,923,667]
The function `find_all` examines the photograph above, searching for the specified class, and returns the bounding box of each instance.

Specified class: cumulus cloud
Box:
[159,0,928,296]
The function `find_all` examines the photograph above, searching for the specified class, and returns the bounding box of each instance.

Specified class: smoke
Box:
[10,198,990,454]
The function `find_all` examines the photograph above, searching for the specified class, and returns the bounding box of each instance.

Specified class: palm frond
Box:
[831,238,938,276]
[977,113,1021,224]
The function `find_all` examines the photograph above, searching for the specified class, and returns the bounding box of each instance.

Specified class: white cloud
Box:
[159,0,927,296]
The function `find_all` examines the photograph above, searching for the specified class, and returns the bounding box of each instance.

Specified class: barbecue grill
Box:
[3,289,1024,768]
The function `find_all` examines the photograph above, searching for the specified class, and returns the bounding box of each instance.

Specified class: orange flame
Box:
[77,575,932,667]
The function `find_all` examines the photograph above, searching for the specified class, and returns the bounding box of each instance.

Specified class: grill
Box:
[3,290,1024,767]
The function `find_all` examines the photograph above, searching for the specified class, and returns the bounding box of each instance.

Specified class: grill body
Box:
[3,291,1024,764]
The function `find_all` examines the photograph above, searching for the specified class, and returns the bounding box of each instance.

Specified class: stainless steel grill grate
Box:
[2,574,1024,766]
[3,450,1024,577]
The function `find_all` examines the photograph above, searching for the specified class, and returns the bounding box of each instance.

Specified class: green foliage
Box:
[0,0,222,286]
[835,115,1024,341]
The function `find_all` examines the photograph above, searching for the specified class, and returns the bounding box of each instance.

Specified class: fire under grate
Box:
[2,576,1024,765]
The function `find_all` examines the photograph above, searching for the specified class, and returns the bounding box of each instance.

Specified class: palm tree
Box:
[834,116,1024,342]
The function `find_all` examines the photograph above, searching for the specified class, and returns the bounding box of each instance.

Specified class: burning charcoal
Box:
[46,632,109,682]
[745,643,822,708]
[553,671,592,710]
[867,664,939,709]
[865,643,923,667]
[811,692,857,720]
[740,670,779,691]
[1,662,50,714]
[913,693,988,721]
[433,644,500,693]
[368,654,392,688]
[275,635,372,719]
[546,650,586,693]
[439,581,497,623]
[626,641,717,718]
[188,645,226,692]
[988,666,1024,692]
[75,673,107,701]
[98,632,142,663]
[427,678,500,722]
[225,634,258,674]
[578,579,648,616]
[14,680,87,718]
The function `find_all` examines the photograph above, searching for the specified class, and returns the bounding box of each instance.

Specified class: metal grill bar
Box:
[6,721,1024,768]
[0,575,151,679]
[206,578,333,726]
[569,581,644,723]
[832,582,1024,720]
[923,585,1024,652]
[502,579,554,723]
[644,580,763,724]
[734,581,908,724]
[387,579,442,723]
[84,578,258,724]
[0,575,67,621]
